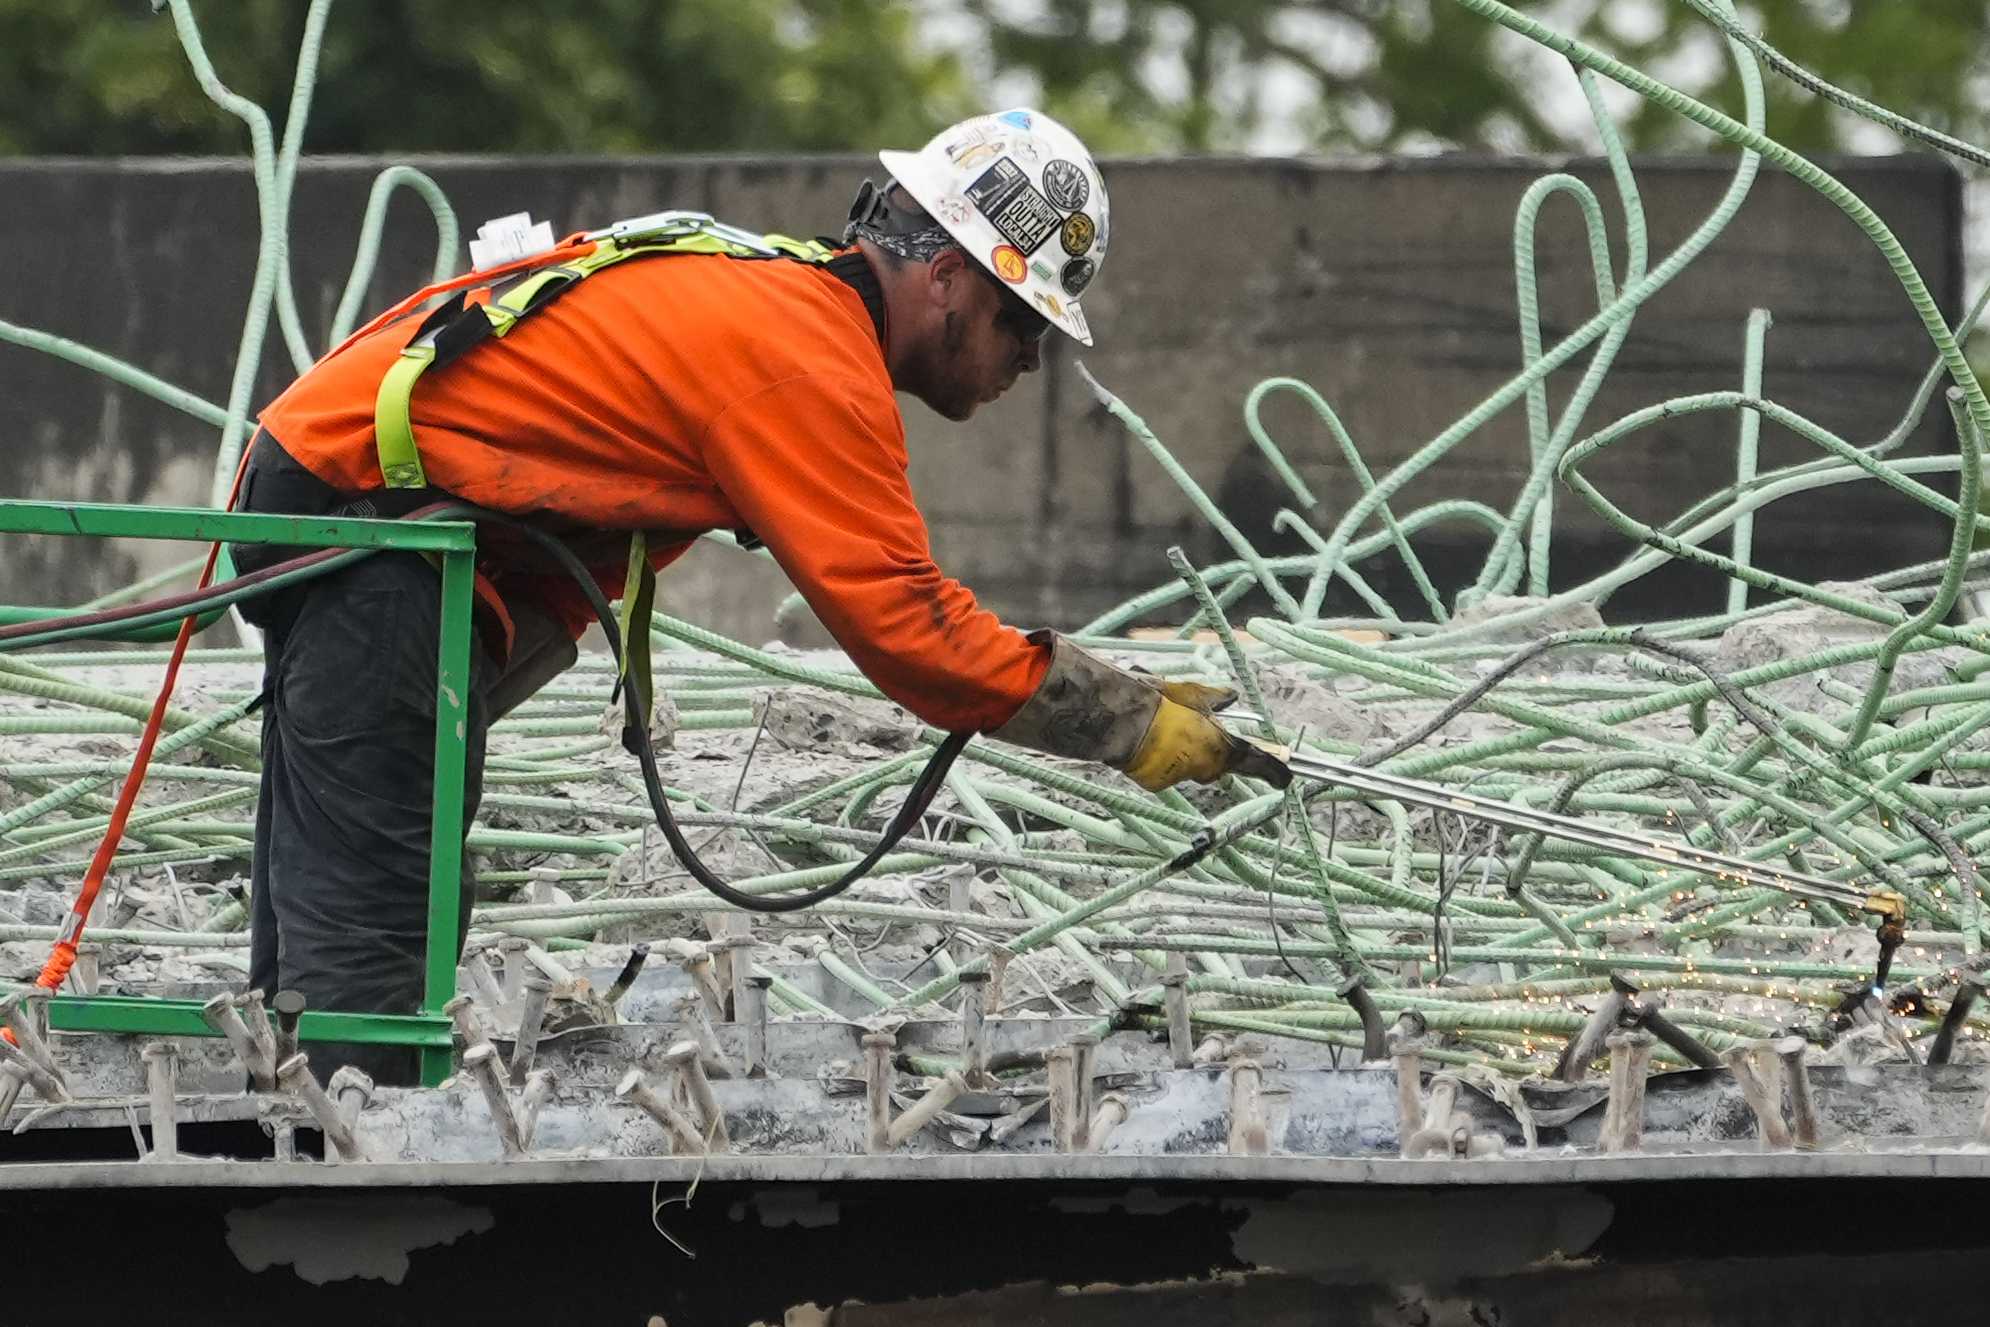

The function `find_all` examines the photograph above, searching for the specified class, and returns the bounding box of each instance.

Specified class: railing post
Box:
[421,544,477,1087]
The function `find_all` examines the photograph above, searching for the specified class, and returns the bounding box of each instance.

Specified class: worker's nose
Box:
[1016,338,1043,374]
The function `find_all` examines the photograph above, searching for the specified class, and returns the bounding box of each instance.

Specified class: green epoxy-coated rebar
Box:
[7,0,1990,1082]
[164,0,289,507]
[1726,310,1772,616]
[328,166,461,343]
[1470,68,1650,605]
[1291,10,1767,621]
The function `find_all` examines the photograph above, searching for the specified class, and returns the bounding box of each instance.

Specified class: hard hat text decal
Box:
[966,159,1060,256]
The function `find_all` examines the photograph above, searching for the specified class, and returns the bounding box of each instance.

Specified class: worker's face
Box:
[912,250,1047,421]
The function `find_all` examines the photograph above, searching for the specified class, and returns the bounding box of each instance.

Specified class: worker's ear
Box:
[925,247,973,309]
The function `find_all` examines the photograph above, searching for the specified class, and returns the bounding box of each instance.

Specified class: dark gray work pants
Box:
[246,553,489,1086]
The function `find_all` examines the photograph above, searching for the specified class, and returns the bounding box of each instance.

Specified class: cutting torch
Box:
[1219,713,1905,926]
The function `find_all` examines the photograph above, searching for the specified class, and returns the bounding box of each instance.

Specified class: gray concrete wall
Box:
[0,153,1963,639]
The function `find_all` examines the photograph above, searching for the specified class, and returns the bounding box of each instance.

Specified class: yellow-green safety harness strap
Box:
[373,343,436,489]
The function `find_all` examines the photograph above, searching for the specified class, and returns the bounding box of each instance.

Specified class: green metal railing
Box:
[0,499,474,1086]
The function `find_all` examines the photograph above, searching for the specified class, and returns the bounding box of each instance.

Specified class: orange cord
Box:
[321,236,595,364]
[31,448,252,996]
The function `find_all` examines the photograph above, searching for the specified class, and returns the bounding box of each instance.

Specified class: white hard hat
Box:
[879,108,1107,346]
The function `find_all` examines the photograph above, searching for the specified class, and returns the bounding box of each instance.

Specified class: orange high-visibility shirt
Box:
[258,249,1049,734]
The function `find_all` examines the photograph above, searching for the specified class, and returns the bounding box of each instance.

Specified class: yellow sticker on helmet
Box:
[991,245,1027,283]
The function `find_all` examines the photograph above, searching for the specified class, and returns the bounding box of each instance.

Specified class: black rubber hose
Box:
[471,508,973,913]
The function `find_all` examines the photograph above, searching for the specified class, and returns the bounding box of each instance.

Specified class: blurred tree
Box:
[1598,1,1990,155]
[1,1,1986,161]
[963,0,1990,156]
[963,0,1558,153]
[0,0,977,154]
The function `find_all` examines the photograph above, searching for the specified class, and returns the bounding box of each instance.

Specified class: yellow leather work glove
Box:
[1149,677,1235,713]
[989,633,1292,792]
[1122,692,1292,792]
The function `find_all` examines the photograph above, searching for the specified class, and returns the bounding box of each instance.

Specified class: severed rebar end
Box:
[327,1065,375,1107]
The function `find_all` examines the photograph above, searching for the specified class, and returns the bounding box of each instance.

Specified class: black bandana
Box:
[843,218,958,263]
[844,178,959,263]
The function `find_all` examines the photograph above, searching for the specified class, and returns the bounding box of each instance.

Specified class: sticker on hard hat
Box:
[936,194,972,225]
[949,140,1005,170]
[965,159,1027,215]
[993,189,1059,254]
[991,245,1028,283]
[1033,290,1065,318]
[1041,159,1090,212]
[965,158,1059,254]
[1031,259,1056,282]
[1060,211,1096,256]
[1061,256,1095,296]
[998,110,1034,130]
[943,123,999,161]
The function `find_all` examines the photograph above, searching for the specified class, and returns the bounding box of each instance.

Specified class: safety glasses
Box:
[974,264,1051,347]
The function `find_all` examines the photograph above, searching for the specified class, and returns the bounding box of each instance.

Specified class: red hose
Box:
[0,544,348,644]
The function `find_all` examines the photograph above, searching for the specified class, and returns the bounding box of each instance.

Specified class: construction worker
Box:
[231,109,1284,1084]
